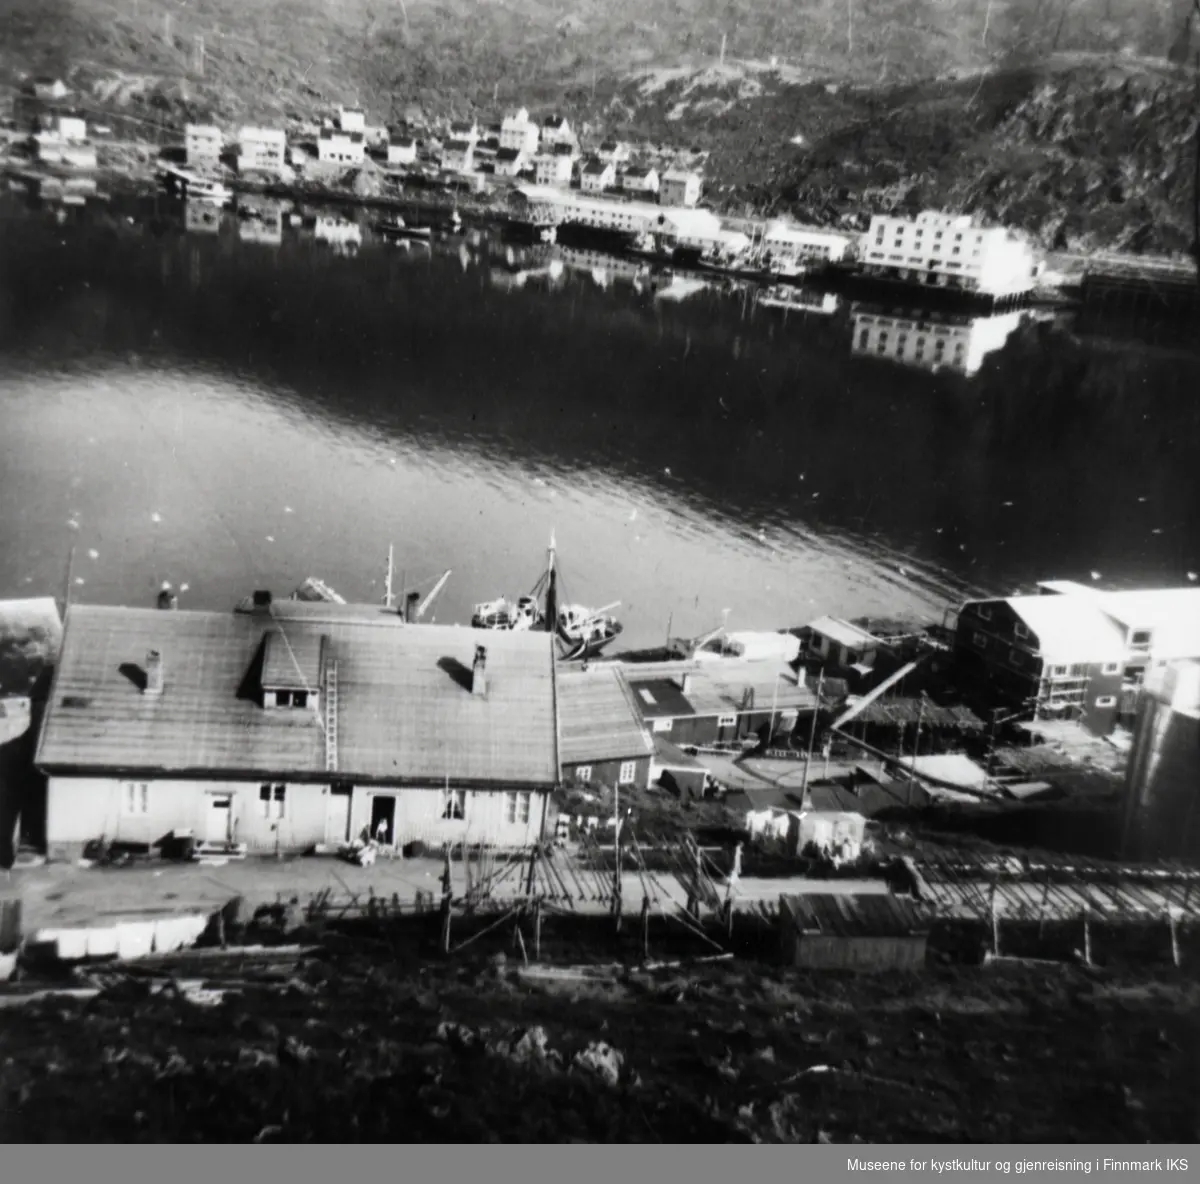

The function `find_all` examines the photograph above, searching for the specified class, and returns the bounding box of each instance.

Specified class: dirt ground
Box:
[1,912,1198,1143]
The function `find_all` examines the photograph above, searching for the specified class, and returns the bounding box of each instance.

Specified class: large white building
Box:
[499,107,540,156]
[338,106,367,134]
[761,221,852,271]
[237,127,287,175]
[660,169,701,208]
[851,308,1023,376]
[534,152,572,186]
[861,211,1040,298]
[318,128,366,166]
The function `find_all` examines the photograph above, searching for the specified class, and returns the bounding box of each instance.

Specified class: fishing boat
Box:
[472,534,623,661]
[374,215,433,242]
[159,166,231,206]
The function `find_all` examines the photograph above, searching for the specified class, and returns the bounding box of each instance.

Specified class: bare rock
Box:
[571,1041,624,1087]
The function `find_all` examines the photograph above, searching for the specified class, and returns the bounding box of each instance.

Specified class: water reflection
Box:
[185,199,222,236]
[313,215,362,254]
[757,285,840,316]
[850,304,1024,377]
[237,198,284,247]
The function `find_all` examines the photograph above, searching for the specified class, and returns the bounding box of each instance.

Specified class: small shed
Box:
[778,892,930,971]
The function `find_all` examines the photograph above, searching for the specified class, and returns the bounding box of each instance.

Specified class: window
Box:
[1014,622,1030,640]
[717,713,738,728]
[1050,665,1067,678]
[1009,648,1024,666]
[574,765,593,784]
[273,689,309,709]
[259,783,286,820]
[858,329,869,348]
[505,791,532,825]
[976,605,993,621]
[973,632,988,650]
[619,761,637,785]
[441,789,465,820]
[1095,695,1116,708]
[652,717,673,734]
[122,781,149,816]
[1129,629,1153,648]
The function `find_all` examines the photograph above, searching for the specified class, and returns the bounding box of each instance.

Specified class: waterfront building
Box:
[1121,660,1200,861]
[861,211,1040,298]
[557,664,653,790]
[185,124,223,167]
[761,220,851,269]
[318,128,366,166]
[620,166,660,196]
[580,157,616,193]
[237,127,287,175]
[387,136,417,166]
[34,601,561,860]
[534,151,572,186]
[955,582,1200,736]
[802,616,883,673]
[659,209,746,256]
[850,307,1023,377]
[440,138,475,174]
[499,107,540,156]
[659,168,702,208]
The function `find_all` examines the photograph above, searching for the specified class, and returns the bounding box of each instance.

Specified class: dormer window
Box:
[1129,629,1153,650]
[261,629,327,711]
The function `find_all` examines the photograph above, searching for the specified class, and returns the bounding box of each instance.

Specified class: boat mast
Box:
[544,530,558,635]
[384,545,395,610]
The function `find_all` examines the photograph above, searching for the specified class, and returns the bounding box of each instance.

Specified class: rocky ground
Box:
[1,915,1198,1142]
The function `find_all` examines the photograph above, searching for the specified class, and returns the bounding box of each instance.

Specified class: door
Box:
[205,796,232,844]
[370,795,396,846]
[325,783,352,846]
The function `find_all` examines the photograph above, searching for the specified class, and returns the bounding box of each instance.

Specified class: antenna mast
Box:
[384,545,395,609]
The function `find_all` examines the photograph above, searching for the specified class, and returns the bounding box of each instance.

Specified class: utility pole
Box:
[799,668,825,801]
[384,544,395,610]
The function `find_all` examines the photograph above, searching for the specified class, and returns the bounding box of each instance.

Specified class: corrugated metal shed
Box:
[557,665,653,765]
[779,892,930,971]
[36,606,559,788]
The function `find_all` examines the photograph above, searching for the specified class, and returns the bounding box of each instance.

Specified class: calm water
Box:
[1,192,1198,652]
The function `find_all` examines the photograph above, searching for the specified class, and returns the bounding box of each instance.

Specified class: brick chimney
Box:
[472,644,488,697]
[145,649,164,697]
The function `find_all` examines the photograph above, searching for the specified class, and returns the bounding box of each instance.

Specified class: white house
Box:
[387,136,417,166]
[660,169,702,208]
[50,114,87,143]
[338,106,366,134]
[449,119,480,146]
[580,157,615,192]
[851,308,1023,377]
[540,114,573,149]
[36,136,96,169]
[621,166,659,196]
[493,146,528,178]
[658,209,743,255]
[34,601,561,860]
[237,127,287,175]
[499,107,540,156]
[29,77,70,102]
[318,128,366,166]
[762,221,851,270]
[534,152,572,186]
[185,124,223,167]
[597,140,630,165]
[441,138,475,174]
[862,211,1041,298]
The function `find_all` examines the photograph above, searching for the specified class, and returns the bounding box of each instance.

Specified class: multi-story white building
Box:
[50,114,88,143]
[185,124,223,167]
[761,221,851,270]
[449,119,480,146]
[387,136,417,166]
[237,127,287,175]
[338,106,367,134]
[660,169,701,208]
[441,138,475,174]
[534,152,572,186]
[318,128,366,166]
[540,114,573,150]
[508,186,662,236]
[499,107,540,156]
[850,308,1023,377]
[861,211,1040,298]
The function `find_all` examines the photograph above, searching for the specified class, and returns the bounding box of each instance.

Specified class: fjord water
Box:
[1,195,1197,651]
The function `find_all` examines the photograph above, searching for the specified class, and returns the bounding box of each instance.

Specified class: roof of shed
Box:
[623,660,817,720]
[806,615,881,648]
[36,605,559,787]
[779,893,929,938]
[557,665,653,765]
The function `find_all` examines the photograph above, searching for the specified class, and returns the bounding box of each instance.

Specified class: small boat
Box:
[375,215,433,242]
[473,534,623,662]
[159,166,231,205]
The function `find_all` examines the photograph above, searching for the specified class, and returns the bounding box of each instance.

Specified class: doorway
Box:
[205,795,232,843]
[370,795,396,846]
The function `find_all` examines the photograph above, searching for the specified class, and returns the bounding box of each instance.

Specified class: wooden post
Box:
[533,899,543,961]
[640,895,650,963]
[1168,910,1180,969]
[439,850,453,955]
[1037,876,1051,940]
[1082,909,1092,967]
[990,890,1000,957]
[725,897,735,939]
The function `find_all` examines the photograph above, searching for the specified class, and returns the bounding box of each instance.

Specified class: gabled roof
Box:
[444,138,473,153]
[557,665,653,765]
[36,605,560,788]
[262,628,326,691]
[624,166,657,180]
[320,128,364,143]
[450,120,476,133]
[624,660,817,720]
[542,113,567,127]
[807,615,880,649]
[582,158,611,175]
[663,167,699,182]
[552,142,574,156]
[495,146,522,162]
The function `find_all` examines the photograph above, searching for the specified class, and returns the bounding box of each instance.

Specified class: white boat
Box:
[160,166,231,205]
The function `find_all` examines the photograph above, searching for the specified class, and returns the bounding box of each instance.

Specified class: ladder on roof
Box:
[325,660,339,773]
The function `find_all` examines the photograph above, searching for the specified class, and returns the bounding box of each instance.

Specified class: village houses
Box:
[34,599,562,859]
[621,166,660,197]
[237,127,288,175]
[499,107,540,156]
[318,127,366,166]
[556,664,654,791]
[580,157,615,193]
[493,146,528,178]
[337,105,366,134]
[534,151,572,186]
[540,114,573,150]
[185,124,223,168]
[597,140,631,165]
[449,118,480,146]
[387,135,417,166]
[28,76,70,102]
[660,168,702,208]
[441,138,475,174]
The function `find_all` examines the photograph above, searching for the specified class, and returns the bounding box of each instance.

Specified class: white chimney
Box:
[145,649,164,697]
[680,672,693,696]
[472,644,488,697]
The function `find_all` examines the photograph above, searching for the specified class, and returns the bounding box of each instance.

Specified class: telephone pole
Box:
[193,35,205,77]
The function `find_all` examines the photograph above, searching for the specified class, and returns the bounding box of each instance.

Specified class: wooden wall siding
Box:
[45,778,549,855]
[562,756,650,790]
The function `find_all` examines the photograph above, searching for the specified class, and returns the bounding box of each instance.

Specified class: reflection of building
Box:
[1122,660,1200,861]
[757,285,839,315]
[314,216,362,253]
[238,127,287,175]
[660,169,701,208]
[185,200,222,235]
[861,211,1039,298]
[238,200,284,245]
[955,582,1200,737]
[850,306,1022,376]
[185,124,222,167]
[557,246,649,286]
